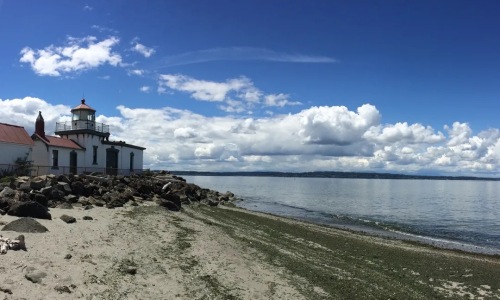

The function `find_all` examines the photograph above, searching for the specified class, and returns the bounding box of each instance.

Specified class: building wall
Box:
[32,142,85,176]
[0,142,32,166]
[32,140,50,167]
[104,145,144,174]
[37,132,144,175]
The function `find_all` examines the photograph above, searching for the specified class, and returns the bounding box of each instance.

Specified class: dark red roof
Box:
[0,123,34,146]
[71,99,96,112]
[33,134,84,150]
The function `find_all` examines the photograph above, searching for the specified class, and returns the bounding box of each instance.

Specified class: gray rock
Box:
[70,181,85,195]
[30,179,46,190]
[57,202,73,209]
[25,271,47,284]
[82,216,93,220]
[7,201,52,220]
[54,285,72,293]
[57,182,72,194]
[0,187,16,198]
[2,217,49,233]
[60,215,76,224]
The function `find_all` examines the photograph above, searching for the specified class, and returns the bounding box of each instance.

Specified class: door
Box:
[69,151,77,174]
[106,148,119,175]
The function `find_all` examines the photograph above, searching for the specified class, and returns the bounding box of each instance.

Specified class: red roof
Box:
[0,123,34,146]
[71,99,96,112]
[33,134,84,150]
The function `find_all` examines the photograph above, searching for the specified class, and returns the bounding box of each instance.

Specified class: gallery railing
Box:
[0,164,147,177]
[55,120,110,133]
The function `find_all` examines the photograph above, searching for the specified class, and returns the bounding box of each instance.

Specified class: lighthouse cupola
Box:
[71,98,96,122]
[55,98,109,137]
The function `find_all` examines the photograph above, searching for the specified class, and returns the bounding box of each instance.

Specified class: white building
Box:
[0,123,34,175]
[32,99,145,175]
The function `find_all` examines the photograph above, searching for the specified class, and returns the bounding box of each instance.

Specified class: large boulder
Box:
[56,182,72,195]
[0,187,16,198]
[30,179,46,191]
[7,201,52,220]
[2,217,48,233]
[70,181,85,195]
[158,193,181,211]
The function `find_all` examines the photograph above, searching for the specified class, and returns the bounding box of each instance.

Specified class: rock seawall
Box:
[0,171,238,219]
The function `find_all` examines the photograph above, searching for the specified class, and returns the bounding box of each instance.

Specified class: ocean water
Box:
[183,176,500,254]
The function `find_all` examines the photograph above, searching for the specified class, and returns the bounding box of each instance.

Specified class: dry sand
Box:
[0,203,499,299]
[0,203,302,300]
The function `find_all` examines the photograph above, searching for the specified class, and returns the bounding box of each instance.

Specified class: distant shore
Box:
[172,170,500,181]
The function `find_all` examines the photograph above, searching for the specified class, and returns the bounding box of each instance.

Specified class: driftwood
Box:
[0,235,26,254]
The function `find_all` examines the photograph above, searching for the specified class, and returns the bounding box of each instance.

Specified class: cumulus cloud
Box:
[131,38,155,58]
[299,104,380,145]
[158,74,302,113]
[364,122,445,144]
[0,97,498,176]
[20,36,122,76]
[0,97,71,134]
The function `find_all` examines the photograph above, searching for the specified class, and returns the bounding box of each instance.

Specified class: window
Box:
[93,146,98,165]
[129,152,134,171]
[52,150,59,168]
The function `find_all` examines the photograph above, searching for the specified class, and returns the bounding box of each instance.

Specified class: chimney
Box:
[35,111,45,138]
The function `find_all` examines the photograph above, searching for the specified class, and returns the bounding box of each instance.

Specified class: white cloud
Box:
[264,94,302,107]
[158,74,302,113]
[131,38,155,58]
[0,97,71,134]
[364,122,445,144]
[140,86,151,93]
[83,4,93,11]
[128,69,144,76]
[299,104,380,145]
[20,36,122,76]
[0,97,498,176]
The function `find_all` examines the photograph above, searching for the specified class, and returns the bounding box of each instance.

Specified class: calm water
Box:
[184,176,500,254]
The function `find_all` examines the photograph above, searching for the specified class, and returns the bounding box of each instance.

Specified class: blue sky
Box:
[0,0,499,176]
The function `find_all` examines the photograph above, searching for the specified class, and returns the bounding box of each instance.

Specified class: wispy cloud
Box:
[83,4,93,11]
[156,47,337,68]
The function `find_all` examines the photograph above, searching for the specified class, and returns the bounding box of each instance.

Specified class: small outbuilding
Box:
[0,123,34,175]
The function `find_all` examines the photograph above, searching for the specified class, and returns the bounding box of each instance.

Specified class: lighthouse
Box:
[32,98,145,175]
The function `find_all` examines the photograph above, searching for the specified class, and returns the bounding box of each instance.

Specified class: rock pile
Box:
[0,171,238,219]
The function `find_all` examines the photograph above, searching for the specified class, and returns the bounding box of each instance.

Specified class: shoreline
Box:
[0,202,499,299]
[233,203,500,257]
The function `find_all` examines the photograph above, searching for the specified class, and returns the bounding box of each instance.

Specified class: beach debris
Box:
[0,235,26,254]
[60,214,76,224]
[64,254,72,259]
[83,216,93,220]
[2,217,48,233]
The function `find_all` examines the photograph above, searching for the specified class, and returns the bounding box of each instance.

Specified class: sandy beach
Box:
[0,202,499,299]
